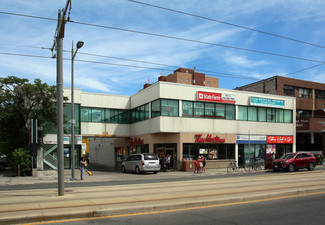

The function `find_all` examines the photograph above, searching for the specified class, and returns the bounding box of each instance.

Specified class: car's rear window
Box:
[144,154,159,160]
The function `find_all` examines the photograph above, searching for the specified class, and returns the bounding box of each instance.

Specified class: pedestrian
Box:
[160,155,166,172]
[194,159,199,173]
[202,156,206,173]
[166,154,171,172]
[80,157,87,180]
[197,156,203,173]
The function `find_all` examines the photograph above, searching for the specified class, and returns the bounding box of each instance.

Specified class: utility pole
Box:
[54,0,71,196]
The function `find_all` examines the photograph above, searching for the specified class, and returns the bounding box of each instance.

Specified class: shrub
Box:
[11,148,31,176]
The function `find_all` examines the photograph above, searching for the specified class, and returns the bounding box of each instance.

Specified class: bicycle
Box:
[227,160,239,173]
[244,162,252,172]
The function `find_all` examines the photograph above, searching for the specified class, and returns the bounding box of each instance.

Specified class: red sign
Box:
[195,134,225,143]
[129,137,144,146]
[267,136,293,144]
[197,91,236,104]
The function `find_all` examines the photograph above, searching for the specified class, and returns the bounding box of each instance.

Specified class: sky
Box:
[0,0,325,96]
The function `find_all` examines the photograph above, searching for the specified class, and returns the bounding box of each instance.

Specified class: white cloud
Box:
[224,52,270,68]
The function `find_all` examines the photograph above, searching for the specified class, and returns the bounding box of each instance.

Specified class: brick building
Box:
[236,76,325,155]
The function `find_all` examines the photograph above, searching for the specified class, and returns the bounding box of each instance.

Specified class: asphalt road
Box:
[22,192,325,225]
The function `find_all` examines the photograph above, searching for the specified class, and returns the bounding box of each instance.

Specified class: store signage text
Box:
[195,134,225,143]
[267,136,293,144]
[129,137,144,146]
[250,97,285,108]
[197,91,236,104]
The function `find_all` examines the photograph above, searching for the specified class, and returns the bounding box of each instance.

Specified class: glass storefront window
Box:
[194,102,204,118]
[183,143,235,160]
[204,103,215,118]
[182,101,193,117]
[161,99,179,117]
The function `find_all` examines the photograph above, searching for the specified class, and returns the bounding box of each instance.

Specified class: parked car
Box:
[0,152,8,171]
[121,153,161,174]
[272,152,316,172]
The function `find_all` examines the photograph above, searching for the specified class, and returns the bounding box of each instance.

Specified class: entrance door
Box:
[165,148,175,170]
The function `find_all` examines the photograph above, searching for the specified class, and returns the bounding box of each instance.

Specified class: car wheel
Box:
[122,166,126,173]
[0,163,5,171]
[153,171,158,174]
[288,163,295,172]
[135,166,141,174]
[308,163,315,171]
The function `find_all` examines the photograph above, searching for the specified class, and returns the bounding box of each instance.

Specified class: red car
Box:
[272,152,316,172]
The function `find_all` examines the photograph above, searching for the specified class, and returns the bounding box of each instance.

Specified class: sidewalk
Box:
[0,168,324,225]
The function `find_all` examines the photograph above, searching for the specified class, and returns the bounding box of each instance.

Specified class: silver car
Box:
[121,153,161,174]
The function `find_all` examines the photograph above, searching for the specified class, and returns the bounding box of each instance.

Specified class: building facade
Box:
[42,79,296,171]
[235,76,325,155]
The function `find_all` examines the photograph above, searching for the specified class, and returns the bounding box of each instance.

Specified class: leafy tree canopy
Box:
[0,76,57,156]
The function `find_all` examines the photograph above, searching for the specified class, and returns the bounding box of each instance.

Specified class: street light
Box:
[71,40,84,180]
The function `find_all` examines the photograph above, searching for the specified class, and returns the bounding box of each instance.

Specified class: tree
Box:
[0,76,57,157]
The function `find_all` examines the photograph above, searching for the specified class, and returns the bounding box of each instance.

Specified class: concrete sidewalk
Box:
[0,168,324,225]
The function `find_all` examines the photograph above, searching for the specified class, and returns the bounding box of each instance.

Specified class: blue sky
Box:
[0,0,325,96]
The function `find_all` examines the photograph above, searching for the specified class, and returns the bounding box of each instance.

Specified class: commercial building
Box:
[235,76,325,155]
[41,70,296,171]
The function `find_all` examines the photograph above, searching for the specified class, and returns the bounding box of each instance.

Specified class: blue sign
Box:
[250,97,285,108]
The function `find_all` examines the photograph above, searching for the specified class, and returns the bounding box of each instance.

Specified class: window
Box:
[81,107,92,122]
[284,85,295,96]
[194,102,204,117]
[207,81,211,86]
[276,109,284,123]
[225,105,235,120]
[284,110,292,123]
[248,107,257,121]
[299,88,310,98]
[215,104,225,119]
[238,106,247,120]
[258,108,266,122]
[92,108,104,122]
[316,90,325,100]
[187,79,190,83]
[161,99,179,117]
[180,78,183,83]
[182,101,193,117]
[151,99,161,118]
[204,103,215,118]
[267,108,276,122]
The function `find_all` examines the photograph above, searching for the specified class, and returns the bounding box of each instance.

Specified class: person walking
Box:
[166,154,171,172]
[80,157,87,180]
[202,156,206,173]
[194,158,199,173]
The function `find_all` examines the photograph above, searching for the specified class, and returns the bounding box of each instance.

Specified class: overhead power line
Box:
[128,0,325,49]
[1,11,324,64]
[69,20,325,64]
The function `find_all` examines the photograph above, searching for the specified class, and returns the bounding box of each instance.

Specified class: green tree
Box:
[0,76,57,156]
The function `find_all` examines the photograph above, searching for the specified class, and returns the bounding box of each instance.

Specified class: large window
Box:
[132,103,149,123]
[299,88,310,98]
[92,108,104,122]
[238,105,292,123]
[204,103,215,118]
[215,104,225,119]
[182,101,193,117]
[151,99,161,118]
[161,99,179,117]
[194,102,204,118]
[151,99,179,117]
[284,85,295,96]
[81,107,92,122]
